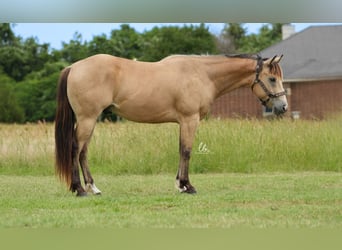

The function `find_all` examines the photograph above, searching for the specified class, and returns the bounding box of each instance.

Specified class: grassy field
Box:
[1,117,342,175]
[0,117,342,228]
[0,173,341,228]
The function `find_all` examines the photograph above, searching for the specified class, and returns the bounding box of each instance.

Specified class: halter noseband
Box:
[251,55,286,106]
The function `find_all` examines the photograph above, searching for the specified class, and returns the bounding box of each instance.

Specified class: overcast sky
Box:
[12,23,341,50]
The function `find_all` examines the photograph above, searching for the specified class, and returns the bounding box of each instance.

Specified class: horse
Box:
[55,53,287,196]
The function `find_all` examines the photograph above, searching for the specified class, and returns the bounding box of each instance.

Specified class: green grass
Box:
[89,117,342,174]
[1,117,342,175]
[1,118,342,228]
[0,173,341,228]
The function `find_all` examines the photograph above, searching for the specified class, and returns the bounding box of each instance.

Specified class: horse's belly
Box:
[113,102,178,123]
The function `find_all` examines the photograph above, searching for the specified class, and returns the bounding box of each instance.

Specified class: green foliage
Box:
[140,24,217,61]
[0,23,16,46]
[0,73,24,123]
[0,24,52,81]
[15,62,66,122]
[22,37,51,73]
[109,24,142,59]
[60,32,89,63]
[217,23,282,54]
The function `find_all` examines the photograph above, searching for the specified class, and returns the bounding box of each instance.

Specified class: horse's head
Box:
[251,55,288,116]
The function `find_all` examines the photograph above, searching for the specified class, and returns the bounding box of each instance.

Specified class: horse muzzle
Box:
[271,98,288,116]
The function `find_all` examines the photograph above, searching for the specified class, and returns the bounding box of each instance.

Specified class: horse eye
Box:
[269,77,276,83]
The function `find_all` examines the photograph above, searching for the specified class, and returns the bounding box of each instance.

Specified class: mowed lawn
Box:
[0,172,341,228]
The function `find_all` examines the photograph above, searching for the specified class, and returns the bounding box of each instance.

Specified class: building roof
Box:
[261,25,342,82]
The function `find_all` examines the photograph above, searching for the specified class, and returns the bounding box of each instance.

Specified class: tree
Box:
[217,23,283,54]
[0,23,17,46]
[0,24,26,81]
[0,24,53,81]
[22,37,51,73]
[15,61,67,122]
[216,23,247,54]
[0,71,24,123]
[109,24,142,59]
[88,34,115,56]
[240,24,282,53]
[87,24,142,59]
[60,32,89,63]
[140,24,217,61]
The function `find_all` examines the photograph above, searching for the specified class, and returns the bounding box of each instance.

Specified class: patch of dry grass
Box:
[1,116,342,175]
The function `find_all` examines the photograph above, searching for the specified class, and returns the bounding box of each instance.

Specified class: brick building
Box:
[211,25,342,119]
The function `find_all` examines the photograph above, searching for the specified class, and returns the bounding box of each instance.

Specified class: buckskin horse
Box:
[55,54,287,196]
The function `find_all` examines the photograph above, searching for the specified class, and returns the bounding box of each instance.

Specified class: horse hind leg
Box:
[70,135,87,196]
[79,142,102,195]
[76,117,102,196]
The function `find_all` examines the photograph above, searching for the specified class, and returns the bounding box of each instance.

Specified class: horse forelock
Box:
[268,62,283,79]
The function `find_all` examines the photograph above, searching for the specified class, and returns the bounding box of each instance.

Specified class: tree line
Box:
[0,23,282,123]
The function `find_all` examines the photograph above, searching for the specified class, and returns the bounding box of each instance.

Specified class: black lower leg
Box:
[177,178,196,194]
[79,145,94,186]
[70,160,86,196]
[70,183,87,196]
[176,145,197,194]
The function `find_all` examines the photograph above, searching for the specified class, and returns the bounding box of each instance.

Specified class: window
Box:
[262,106,274,118]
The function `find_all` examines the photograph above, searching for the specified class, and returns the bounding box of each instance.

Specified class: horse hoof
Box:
[175,179,197,194]
[76,191,88,197]
[185,188,197,194]
[177,184,197,194]
[85,183,102,195]
[181,187,197,194]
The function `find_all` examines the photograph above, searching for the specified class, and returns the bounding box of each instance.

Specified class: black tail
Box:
[55,67,75,188]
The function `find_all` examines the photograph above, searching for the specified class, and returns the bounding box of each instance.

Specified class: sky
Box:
[12,23,341,50]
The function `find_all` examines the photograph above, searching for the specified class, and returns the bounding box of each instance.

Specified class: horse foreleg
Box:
[175,115,199,194]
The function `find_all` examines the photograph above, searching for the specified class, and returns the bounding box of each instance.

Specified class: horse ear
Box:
[276,54,283,63]
[265,55,283,65]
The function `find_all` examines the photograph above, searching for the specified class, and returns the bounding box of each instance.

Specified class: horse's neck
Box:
[203,57,256,98]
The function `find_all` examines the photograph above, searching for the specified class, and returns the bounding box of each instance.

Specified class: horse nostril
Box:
[283,104,288,112]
